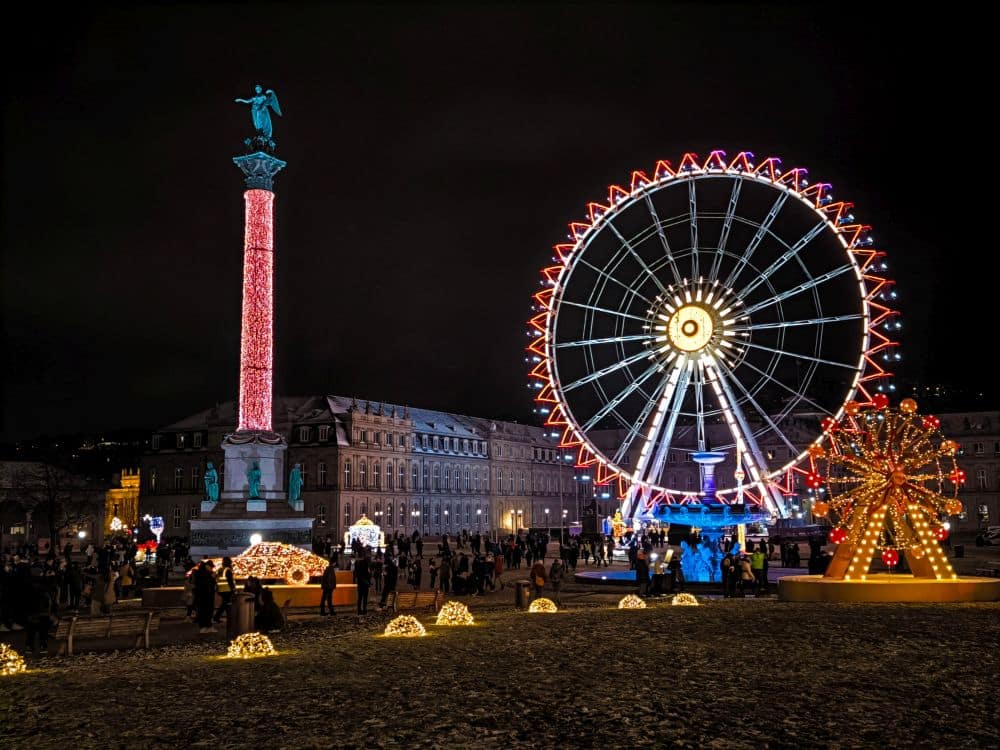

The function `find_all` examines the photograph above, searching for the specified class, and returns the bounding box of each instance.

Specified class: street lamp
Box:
[444,507,449,533]
[517,508,523,535]
[561,508,568,541]
[476,507,482,533]
[510,509,515,535]
[545,508,550,538]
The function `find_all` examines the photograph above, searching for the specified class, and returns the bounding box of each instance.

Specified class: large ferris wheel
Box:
[528,151,900,520]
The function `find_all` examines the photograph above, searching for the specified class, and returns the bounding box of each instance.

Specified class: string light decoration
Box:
[811,399,962,581]
[1,644,26,676]
[195,542,328,585]
[384,615,427,637]
[528,597,558,613]
[618,594,647,609]
[671,593,700,606]
[238,189,275,432]
[226,632,276,659]
[435,601,475,626]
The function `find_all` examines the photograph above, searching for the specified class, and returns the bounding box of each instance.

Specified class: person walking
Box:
[529,558,546,601]
[548,557,565,606]
[213,557,235,623]
[354,552,372,615]
[320,558,337,616]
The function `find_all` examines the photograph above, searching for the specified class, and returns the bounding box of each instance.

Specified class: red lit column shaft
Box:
[238,189,275,432]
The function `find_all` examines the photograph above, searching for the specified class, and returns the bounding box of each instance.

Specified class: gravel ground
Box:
[1,597,997,750]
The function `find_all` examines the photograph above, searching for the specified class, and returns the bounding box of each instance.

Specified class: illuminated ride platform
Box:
[778,573,1000,602]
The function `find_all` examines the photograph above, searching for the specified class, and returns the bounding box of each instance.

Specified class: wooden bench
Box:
[386,590,440,613]
[54,610,160,656]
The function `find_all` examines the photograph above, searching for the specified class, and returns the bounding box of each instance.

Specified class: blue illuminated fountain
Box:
[650,451,771,583]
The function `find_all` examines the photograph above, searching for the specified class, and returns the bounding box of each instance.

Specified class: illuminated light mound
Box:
[671,593,700,606]
[528,597,558,613]
[435,601,475,626]
[384,615,427,637]
[1,643,27,676]
[238,189,275,433]
[618,594,647,609]
[226,632,276,659]
[195,542,328,585]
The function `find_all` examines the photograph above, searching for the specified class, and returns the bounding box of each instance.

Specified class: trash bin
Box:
[227,592,256,639]
[514,579,532,609]
[953,544,965,558]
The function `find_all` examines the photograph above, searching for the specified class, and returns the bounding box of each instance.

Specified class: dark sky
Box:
[1,3,988,442]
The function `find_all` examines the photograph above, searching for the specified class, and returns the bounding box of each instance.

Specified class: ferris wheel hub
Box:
[668,304,715,352]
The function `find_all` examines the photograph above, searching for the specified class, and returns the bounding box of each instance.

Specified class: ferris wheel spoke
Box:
[609,370,672,467]
[694,363,707,451]
[555,334,652,349]
[642,194,684,286]
[713,357,800,458]
[739,340,859,371]
[731,313,863,333]
[742,263,853,315]
[709,177,742,282]
[560,300,649,323]
[576,256,656,306]
[689,180,700,279]
[734,355,833,416]
[605,220,669,296]
[723,191,789,290]
[705,361,787,516]
[561,349,653,392]
[736,221,828,300]
[579,361,663,432]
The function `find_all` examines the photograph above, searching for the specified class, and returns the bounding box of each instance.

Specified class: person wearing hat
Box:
[192,559,218,633]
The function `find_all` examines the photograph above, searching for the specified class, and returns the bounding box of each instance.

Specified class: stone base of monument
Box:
[189,517,314,559]
[778,574,1000,602]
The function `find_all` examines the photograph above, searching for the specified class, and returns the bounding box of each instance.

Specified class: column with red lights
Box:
[232,153,286,434]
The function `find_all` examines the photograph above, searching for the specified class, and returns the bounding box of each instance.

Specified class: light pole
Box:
[476,507,482,534]
[517,509,523,536]
[444,507,449,535]
[510,509,515,536]
[561,508,568,542]
[545,508,550,539]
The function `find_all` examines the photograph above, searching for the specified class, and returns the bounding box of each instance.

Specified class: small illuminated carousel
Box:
[344,514,385,553]
[779,397,1000,602]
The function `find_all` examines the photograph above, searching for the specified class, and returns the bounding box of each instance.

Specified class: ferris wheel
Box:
[528,151,900,519]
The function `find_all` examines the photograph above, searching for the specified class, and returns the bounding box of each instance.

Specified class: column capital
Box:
[233,151,287,191]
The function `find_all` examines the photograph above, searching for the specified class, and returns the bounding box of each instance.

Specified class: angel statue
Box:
[235,84,282,139]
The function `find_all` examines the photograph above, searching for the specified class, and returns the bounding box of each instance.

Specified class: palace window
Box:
[299,427,310,443]
[520,472,526,494]
[386,461,393,490]
[189,505,199,520]
[360,462,367,488]
[193,433,202,449]
[977,467,987,489]
[412,463,419,491]
[344,502,351,525]
[974,442,985,455]
[344,461,352,489]
[423,463,429,490]
[373,462,381,489]
[317,504,327,523]
[172,506,181,529]
[474,470,480,492]
[319,425,330,441]
[191,466,200,489]
[152,435,161,450]
[465,468,471,492]
[509,471,514,494]
[174,467,183,490]
[374,432,381,446]
[318,462,327,487]
[399,463,405,490]
[177,434,186,449]
[150,469,157,493]
[399,434,406,448]
[399,502,406,526]
[433,464,441,491]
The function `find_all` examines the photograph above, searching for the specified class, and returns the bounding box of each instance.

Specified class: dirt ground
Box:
[2,596,997,750]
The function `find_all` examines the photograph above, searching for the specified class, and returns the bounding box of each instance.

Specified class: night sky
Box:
[1,4,988,443]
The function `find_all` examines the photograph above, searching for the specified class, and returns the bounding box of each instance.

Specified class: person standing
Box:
[380,555,399,609]
[529,558,546,601]
[739,554,755,597]
[193,560,217,633]
[428,558,439,591]
[213,557,235,623]
[354,552,372,615]
[635,548,650,596]
[548,557,565,606]
[439,555,452,595]
[720,552,735,598]
[320,558,337,616]
[750,547,765,596]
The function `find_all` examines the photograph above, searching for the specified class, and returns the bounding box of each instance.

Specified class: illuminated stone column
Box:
[232,153,286,432]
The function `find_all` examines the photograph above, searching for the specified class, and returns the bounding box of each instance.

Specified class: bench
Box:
[386,590,440,613]
[54,610,160,656]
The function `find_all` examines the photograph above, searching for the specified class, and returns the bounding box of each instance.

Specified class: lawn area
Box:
[2,599,997,749]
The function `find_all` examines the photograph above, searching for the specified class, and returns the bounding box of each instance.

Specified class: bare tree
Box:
[1,461,101,544]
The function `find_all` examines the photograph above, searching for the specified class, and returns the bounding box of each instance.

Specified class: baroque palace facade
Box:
[138,396,588,542]
[137,396,1000,541]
